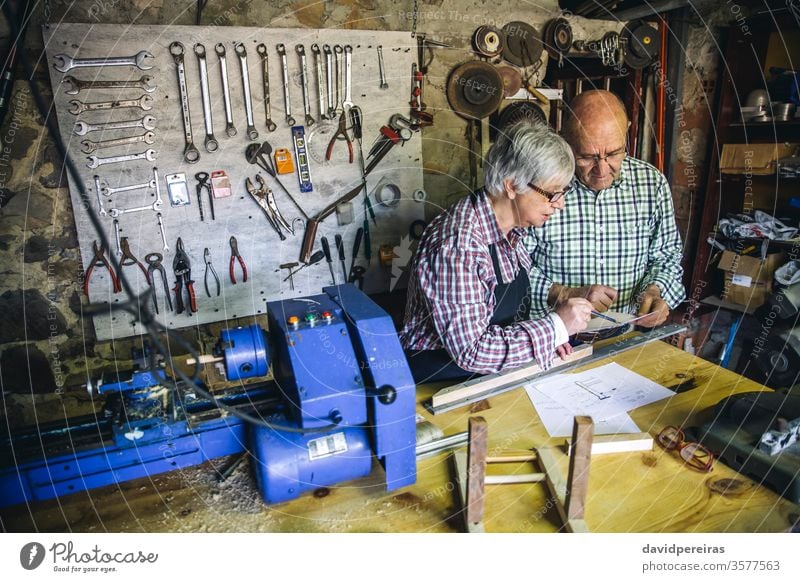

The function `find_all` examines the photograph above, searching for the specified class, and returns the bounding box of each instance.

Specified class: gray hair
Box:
[484,121,575,196]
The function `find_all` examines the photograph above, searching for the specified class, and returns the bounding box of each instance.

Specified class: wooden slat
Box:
[565,416,594,521]
[465,416,488,529]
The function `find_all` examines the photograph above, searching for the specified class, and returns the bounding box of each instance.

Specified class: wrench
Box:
[334,45,343,114]
[310,44,327,120]
[256,44,277,132]
[234,42,259,141]
[214,44,237,137]
[81,131,156,154]
[63,75,157,96]
[53,50,154,73]
[157,212,169,252]
[377,46,388,89]
[342,45,354,109]
[113,219,122,256]
[68,94,153,115]
[100,167,158,197]
[169,42,201,164]
[87,148,157,169]
[74,115,156,136]
[323,45,335,119]
[275,44,295,127]
[295,44,315,127]
[194,44,219,153]
[93,174,107,216]
[109,198,162,218]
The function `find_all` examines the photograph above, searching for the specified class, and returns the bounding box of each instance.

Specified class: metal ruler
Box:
[426,324,687,415]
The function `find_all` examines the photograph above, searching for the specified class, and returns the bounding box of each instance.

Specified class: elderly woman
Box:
[400,121,592,383]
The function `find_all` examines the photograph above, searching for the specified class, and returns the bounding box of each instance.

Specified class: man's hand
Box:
[550,284,618,312]
[555,298,593,336]
[555,342,574,360]
[636,285,669,327]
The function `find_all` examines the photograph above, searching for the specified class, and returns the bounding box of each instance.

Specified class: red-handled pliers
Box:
[325,110,354,163]
[229,235,248,284]
[83,240,121,296]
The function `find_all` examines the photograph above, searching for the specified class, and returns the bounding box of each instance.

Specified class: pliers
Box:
[195,172,215,221]
[83,240,121,296]
[245,174,292,240]
[145,252,173,314]
[117,237,150,285]
[326,109,354,163]
[204,247,220,297]
[229,236,248,284]
[172,237,197,315]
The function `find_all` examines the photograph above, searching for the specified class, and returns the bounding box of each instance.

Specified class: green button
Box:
[305,313,317,322]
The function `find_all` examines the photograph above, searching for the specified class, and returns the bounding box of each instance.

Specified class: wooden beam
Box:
[465,416,488,529]
[565,416,594,521]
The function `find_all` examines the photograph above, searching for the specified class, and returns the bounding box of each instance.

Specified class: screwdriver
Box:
[283,250,325,282]
[363,218,371,265]
[335,234,347,283]
[321,236,336,284]
[350,106,376,225]
[348,226,364,283]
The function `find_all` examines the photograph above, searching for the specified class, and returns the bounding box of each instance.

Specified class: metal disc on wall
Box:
[496,65,523,97]
[622,21,658,70]
[472,25,505,58]
[543,17,573,59]
[446,61,505,119]
[502,21,543,67]
[490,100,548,140]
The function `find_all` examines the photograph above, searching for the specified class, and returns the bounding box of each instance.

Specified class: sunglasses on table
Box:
[656,425,714,472]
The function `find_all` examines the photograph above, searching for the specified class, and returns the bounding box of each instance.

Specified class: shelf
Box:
[726,120,800,141]
[701,295,756,315]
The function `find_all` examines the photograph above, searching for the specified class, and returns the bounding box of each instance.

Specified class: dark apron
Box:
[404,202,532,383]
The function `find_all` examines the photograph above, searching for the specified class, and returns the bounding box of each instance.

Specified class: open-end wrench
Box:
[100,166,158,197]
[194,44,219,153]
[169,42,201,164]
[87,148,156,170]
[157,212,169,252]
[68,94,153,115]
[153,167,164,207]
[310,44,327,120]
[295,44,315,127]
[234,42,259,141]
[63,75,157,96]
[342,45,354,109]
[53,50,154,73]
[256,44,277,132]
[81,131,156,154]
[275,44,295,127]
[74,115,156,136]
[334,45,343,114]
[93,174,106,216]
[109,197,162,218]
[113,219,122,256]
[377,45,388,89]
[323,45,335,119]
[214,44,237,137]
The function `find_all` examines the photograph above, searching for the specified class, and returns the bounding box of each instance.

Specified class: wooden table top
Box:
[3,337,798,533]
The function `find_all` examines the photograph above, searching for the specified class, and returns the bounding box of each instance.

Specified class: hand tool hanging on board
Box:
[280,262,300,290]
[214,43,237,136]
[282,250,325,282]
[348,226,364,283]
[83,241,121,296]
[325,110,353,163]
[234,42,259,140]
[145,253,173,314]
[349,106,376,225]
[321,236,336,284]
[116,237,150,285]
[335,234,347,283]
[363,218,371,266]
[169,42,201,163]
[203,248,220,297]
[229,236,248,284]
[245,174,292,240]
[255,43,278,132]
[193,43,219,153]
[172,237,197,315]
[245,142,309,221]
[195,172,215,221]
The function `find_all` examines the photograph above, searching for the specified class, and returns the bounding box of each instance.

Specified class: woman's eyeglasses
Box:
[528,183,567,203]
[656,425,714,472]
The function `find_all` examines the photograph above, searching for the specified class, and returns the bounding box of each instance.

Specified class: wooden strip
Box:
[565,416,594,521]
[465,417,488,528]
[431,343,593,408]
[486,453,537,463]
[484,473,545,485]
[452,451,485,533]
[564,432,653,456]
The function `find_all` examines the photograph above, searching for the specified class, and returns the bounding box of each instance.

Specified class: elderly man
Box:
[400,122,592,383]
[527,90,685,326]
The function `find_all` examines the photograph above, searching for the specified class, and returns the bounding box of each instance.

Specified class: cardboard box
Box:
[718,250,787,307]
[720,143,798,175]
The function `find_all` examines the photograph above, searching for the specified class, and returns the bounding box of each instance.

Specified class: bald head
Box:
[562,91,630,191]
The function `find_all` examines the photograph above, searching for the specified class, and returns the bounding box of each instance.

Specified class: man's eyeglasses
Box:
[528,182,567,203]
[575,148,627,168]
[656,425,714,472]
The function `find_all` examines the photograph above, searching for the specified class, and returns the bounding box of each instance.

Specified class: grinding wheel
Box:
[490,100,548,140]
[502,21,543,67]
[447,61,505,120]
[622,21,658,70]
[543,17,573,59]
[496,65,523,97]
[472,24,505,58]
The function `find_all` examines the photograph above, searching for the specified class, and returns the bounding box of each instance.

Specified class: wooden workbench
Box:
[2,339,798,533]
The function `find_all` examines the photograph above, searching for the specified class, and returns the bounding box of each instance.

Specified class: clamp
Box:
[83,241,121,296]
[229,236,248,284]
[245,174,293,240]
[203,247,220,297]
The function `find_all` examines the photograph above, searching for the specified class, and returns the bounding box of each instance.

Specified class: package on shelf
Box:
[718,250,787,308]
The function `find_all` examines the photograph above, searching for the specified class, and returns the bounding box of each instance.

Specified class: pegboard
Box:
[44,23,424,341]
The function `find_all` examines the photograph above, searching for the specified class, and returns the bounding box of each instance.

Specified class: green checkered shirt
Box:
[526,156,685,317]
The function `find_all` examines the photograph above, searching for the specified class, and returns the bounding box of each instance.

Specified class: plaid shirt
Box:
[526,156,685,317]
[400,190,557,374]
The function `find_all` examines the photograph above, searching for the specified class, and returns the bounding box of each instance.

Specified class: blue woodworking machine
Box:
[0,285,416,508]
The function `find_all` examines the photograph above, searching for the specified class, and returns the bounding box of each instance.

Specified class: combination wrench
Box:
[108,167,164,218]
[74,115,156,136]
[53,50,154,73]
[214,44,237,137]
[342,45,354,109]
[275,44,295,127]
[377,45,388,89]
[334,45,343,115]
[113,219,122,256]
[81,131,156,154]
[63,75,156,96]
[87,148,156,169]
[194,44,219,152]
[295,45,315,127]
[68,94,153,115]
[157,212,168,252]
[255,44,277,132]
[323,45,335,119]
[234,43,259,141]
[92,174,107,216]
[169,42,201,164]
[310,44,327,120]
[100,167,158,197]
